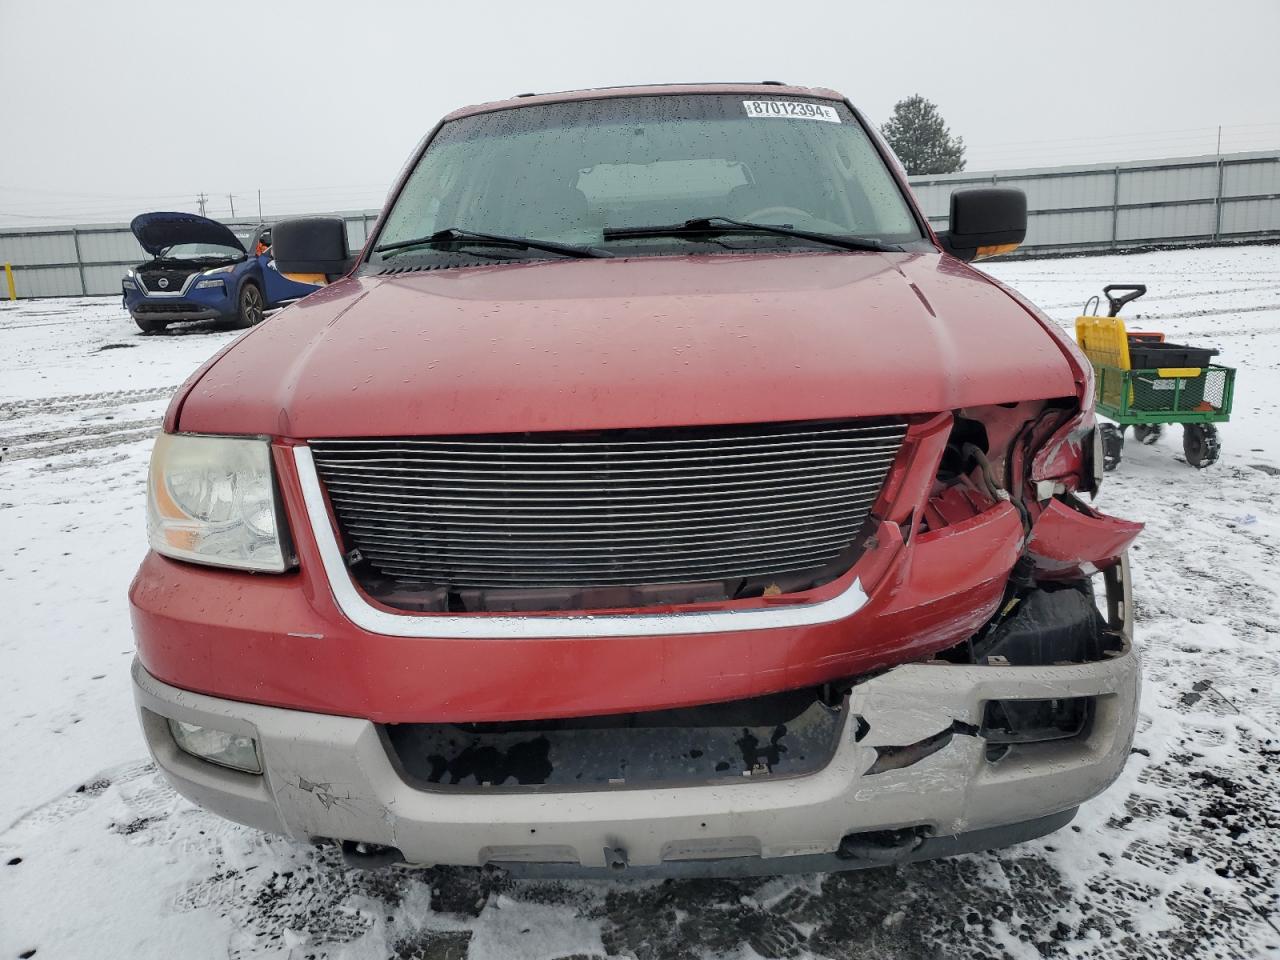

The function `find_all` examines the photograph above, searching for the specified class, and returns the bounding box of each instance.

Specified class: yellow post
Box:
[3,263,15,301]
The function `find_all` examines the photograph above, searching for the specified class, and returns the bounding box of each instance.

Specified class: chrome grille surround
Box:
[309,420,907,592]
[138,268,198,295]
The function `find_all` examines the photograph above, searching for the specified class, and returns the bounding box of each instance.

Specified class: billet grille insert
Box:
[309,419,907,590]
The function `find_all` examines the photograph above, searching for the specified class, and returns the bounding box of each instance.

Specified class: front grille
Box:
[139,269,196,293]
[310,419,907,592]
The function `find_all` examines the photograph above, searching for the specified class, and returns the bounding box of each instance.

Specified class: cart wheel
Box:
[1182,423,1221,468]
[1100,423,1124,471]
[1132,424,1163,445]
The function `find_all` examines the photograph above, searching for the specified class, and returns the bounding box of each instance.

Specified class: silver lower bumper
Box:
[133,624,1139,876]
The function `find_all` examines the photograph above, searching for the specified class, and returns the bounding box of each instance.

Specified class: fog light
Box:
[168,719,262,773]
[981,697,1092,745]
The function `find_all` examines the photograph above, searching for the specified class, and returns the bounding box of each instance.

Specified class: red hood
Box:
[175,251,1077,438]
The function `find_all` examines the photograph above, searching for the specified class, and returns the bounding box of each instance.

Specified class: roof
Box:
[442,82,846,122]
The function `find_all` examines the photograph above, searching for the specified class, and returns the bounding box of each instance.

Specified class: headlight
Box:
[195,279,225,290]
[147,433,291,572]
[122,278,137,289]
[202,264,237,277]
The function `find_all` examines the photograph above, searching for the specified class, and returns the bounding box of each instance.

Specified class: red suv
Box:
[130,83,1142,878]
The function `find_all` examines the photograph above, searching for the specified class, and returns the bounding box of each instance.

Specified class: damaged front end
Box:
[372,558,1134,788]
[919,399,1140,576]
[345,398,1144,873]
[853,395,1141,764]
[285,552,1137,876]
[337,546,1138,876]
[131,392,1144,877]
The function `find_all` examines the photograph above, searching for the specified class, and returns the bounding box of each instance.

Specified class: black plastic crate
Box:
[1127,339,1219,369]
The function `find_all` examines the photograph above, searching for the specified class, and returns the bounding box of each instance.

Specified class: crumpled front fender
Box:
[1026,497,1142,579]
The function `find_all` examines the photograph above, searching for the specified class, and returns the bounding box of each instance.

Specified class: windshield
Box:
[372,94,922,265]
[158,242,244,262]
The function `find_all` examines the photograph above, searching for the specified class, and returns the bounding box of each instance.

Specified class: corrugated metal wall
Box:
[0,211,377,298]
[2,150,1278,298]
[909,150,1280,254]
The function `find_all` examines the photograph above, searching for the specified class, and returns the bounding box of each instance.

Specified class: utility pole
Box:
[228,194,236,218]
[1213,126,1226,240]
[196,192,208,216]
[257,189,263,220]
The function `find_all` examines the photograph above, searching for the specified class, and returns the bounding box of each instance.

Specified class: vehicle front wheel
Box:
[232,282,265,329]
[1182,423,1221,468]
[1100,423,1124,472]
[133,314,167,334]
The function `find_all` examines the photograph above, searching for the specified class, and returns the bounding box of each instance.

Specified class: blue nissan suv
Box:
[122,212,321,333]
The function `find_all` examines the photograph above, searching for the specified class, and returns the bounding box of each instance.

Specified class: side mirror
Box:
[271,217,355,279]
[937,188,1026,262]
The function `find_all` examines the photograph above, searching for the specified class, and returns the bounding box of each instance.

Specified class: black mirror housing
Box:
[271,217,354,278]
[937,188,1027,262]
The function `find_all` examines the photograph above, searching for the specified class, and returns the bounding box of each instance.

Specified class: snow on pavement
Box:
[1,246,1278,959]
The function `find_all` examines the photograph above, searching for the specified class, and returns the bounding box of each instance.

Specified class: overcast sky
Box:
[1,0,1277,225]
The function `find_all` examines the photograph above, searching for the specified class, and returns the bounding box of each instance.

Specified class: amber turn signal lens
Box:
[974,242,1021,260]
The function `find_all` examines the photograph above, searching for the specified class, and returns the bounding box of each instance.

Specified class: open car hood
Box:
[130,212,246,257]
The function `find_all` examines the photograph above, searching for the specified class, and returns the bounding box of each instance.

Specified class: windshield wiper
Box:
[376,227,609,259]
[602,217,898,253]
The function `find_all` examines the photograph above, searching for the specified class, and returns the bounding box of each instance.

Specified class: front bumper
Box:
[129,303,225,322]
[124,284,235,322]
[133,611,1139,876]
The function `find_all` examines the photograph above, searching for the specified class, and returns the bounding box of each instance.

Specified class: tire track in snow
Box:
[0,386,176,422]
[3,417,159,448]
[0,387,172,462]
[3,426,159,462]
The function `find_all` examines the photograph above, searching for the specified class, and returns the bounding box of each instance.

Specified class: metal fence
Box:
[0,211,379,298]
[909,149,1280,256]
[2,150,1278,298]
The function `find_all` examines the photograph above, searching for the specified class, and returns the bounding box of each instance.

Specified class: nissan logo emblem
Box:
[157,277,169,289]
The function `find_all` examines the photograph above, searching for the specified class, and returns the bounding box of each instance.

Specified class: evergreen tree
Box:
[881,95,967,175]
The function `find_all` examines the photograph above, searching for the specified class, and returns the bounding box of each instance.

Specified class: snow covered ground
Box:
[1,245,1278,959]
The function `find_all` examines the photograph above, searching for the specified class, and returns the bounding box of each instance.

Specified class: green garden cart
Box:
[1076,284,1235,471]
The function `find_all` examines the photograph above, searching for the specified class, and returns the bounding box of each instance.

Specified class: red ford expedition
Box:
[130,83,1142,878]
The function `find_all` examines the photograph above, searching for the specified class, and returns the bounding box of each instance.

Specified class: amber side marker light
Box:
[974,242,1022,260]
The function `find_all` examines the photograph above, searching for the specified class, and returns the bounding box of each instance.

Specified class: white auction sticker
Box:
[742,100,840,123]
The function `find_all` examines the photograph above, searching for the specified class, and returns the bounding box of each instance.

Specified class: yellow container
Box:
[1075,315,1133,406]
[1075,315,1132,370]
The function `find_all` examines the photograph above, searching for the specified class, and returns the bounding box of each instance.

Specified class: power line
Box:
[965,133,1280,169]
[0,184,197,200]
[965,120,1280,152]
[969,132,1280,157]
